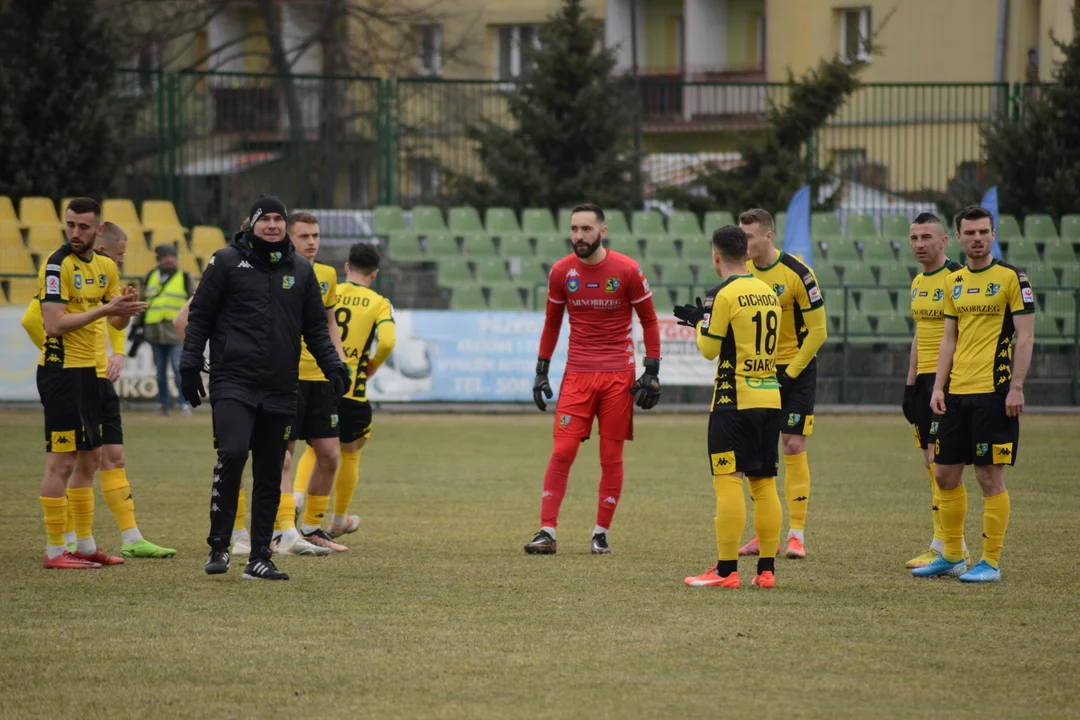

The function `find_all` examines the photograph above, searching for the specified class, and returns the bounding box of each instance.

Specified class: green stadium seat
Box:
[680,235,710,264]
[426,232,460,258]
[811,245,828,269]
[843,311,874,341]
[643,238,677,262]
[1006,240,1041,268]
[523,208,558,236]
[667,285,693,305]
[412,206,447,233]
[0,196,16,224]
[667,211,701,238]
[603,210,631,236]
[19,197,61,227]
[374,205,408,235]
[1024,214,1058,242]
[877,263,912,288]
[774,211,787,241]
[436,258,472,286]
[704,211,735,234]
[1025,265,1059,289]
[875,313,911,337]
[487,285,525,310]
[462,234,497,257]
[658,262,695,286]
[861,239,896,264]
[557,208,574,236]
[945,238,964,263]
[1034,311,1063,341]
[811,213,843,240]
[845,214,878,238]
[535,235,568,261]
[512,257,548,287]
[499,235,532,258]
[996,214,1022,243]
[818,264,844,286]
[449,207,485,235]
[881,214,911,240]
[387,235,425,261]
[826,308,843,335]
[475,259,513,286]
[824,239,859,263]
[141,200,185,230]
[842,263,876,287]
[1044,240,1077,266]
[607,236,640,258]
[449,285,487,310]
[1058,266,1080,288]
[650,287,676,313]
[485,207,521,235]
[1041,288,1076,317]
[1060,215,1080,242]
[859,289,896,316]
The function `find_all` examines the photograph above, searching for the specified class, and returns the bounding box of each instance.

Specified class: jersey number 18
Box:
[751,310,779,355]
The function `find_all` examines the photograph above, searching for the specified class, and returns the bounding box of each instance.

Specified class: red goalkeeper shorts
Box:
[554,370,636,441]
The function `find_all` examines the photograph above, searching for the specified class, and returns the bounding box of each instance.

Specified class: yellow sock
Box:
[303,494,330,530]
[293,445,317,497]
[749,477,782,560]
[276,492,296,532]
[64,501,75,536]
[234,487,247,531]
[937,484,967,562]
[41,496,68,548]
[981,490,1010,568]
[67,487,95,539]
[332,450,362,517]
[712,473,746,561]
[100,468,137,532]
[929,464,944,543]
[783,451,810,531]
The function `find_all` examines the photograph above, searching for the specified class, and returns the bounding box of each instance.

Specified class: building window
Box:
[494,25,539,81]
[840,8,871,64]
[416,25,443,77]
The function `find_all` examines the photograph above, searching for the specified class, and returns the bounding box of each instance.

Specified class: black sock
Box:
[716,560,738,578]
[757,557,775,574]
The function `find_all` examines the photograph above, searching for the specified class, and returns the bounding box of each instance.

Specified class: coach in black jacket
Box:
[179,195,350,580]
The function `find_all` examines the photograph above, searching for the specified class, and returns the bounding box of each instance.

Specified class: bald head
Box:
[96,221,129,268]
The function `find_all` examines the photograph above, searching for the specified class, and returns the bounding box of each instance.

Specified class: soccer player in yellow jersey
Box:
[273,212,348,555]
[678,225,784,589]
[35,198,146,569]
[902,213,966,569]
[324,242,396,533]
[740,208,827,559]
[913,205,1035,583]
[23,222,175,559]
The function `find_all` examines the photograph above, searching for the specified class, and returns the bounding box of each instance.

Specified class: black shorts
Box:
[911,373,935,450]
[339,399,373,442]
[97,377,123,445]
[707,408,782,478]
[289,381,340,441]
[778,362,816,436]
[932,392,1019,467]
[37,365,101,452]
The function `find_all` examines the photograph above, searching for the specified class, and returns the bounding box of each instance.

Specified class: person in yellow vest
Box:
[141,244,194,415]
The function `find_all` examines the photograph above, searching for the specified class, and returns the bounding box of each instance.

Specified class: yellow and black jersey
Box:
[335,281,395,403]
[22,299,125,380]
[910,259,964,375]
[38,246,120,369]
[298,262,339,382]
[750,251,827,376]
[943,259,1035,394]
[697,274,782,411]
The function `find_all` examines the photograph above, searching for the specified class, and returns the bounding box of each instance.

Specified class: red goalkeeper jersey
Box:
[540,250,661,373]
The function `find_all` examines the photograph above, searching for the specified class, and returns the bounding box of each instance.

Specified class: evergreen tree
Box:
[0,0,125,199]
[447,0,639,214]
[983,5,1080,221]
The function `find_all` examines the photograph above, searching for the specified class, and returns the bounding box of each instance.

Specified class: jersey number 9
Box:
[751,310,779,355]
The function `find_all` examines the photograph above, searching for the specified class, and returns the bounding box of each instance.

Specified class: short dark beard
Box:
[574,238,602,259]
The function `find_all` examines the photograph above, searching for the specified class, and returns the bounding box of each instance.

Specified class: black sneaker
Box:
[524,530,557,555]
[591,532,611,555]
[205,550,230,575]
[242,556,290,581]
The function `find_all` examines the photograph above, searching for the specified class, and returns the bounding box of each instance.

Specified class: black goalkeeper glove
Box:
[902,384,917,424]
[532,359,553,412]
[328,364,351,397]
[629,357,661,410]
[180,369,206,409]
[776,368,793,389]
[673,297,707,328]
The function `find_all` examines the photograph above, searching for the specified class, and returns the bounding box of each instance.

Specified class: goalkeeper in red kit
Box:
[524,203,662,555]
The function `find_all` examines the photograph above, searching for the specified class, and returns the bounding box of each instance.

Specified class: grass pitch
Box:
[0,410,1078,719]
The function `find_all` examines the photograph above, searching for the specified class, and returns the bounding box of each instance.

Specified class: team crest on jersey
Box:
[952,285,963,300]
[73,274,83,289]
[567,278,580,292]
[283,275,296,289]
[605,278,619,293]
[787,413,802,426]
[911,287,918,301]
[331,414,339,428]
[933,289,944,301]
[774,283,786,296]
[975,443,989,457]
[320,281,329,295]
[930,421,939,435]
[985,283,1001,297]
[99,274,107,287]
[559,415,571,427]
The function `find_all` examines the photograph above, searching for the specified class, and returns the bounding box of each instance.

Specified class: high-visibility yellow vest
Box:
[144,269,188,325]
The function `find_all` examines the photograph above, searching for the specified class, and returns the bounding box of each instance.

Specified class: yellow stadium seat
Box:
[141,200,185,230]
[6,277,39,305]
[179,252,201,276]
[0,223,24,251]
[19,197,61,227]
[190,226,227,257]
[26,224,65,255]
[1,250,36,275]
[123,249,157,278]
[0,196,16,224]
[112,225,149,253]
[103,199,143,230]
[149,227,187,251]
[59,198,75,218]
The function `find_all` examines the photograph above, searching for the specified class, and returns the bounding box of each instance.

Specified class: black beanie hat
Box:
[249,195,288,226]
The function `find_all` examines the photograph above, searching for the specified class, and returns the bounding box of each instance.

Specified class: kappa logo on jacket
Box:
[238,260,253,269]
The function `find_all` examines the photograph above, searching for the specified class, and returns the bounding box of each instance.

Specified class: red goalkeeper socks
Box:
[596,436,625,530]
[540,435,581,527]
